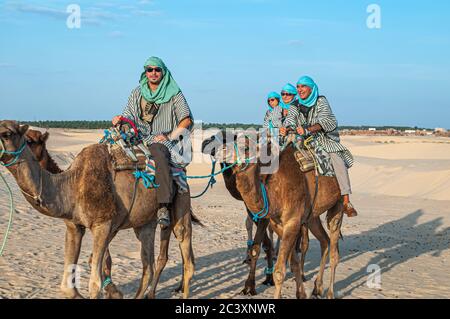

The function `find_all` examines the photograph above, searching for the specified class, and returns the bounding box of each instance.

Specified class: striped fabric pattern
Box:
[122,86,193,168]
[263,109,272,128]
[284,96,354,168]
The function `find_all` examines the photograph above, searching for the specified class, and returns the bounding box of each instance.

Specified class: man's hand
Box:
[112,115,122,126]
[153,134,168,142]
[279,127,287,136]
[296,127,305,135]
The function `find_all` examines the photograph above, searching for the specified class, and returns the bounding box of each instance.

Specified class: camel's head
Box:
[0,120,29,165]
[201,130,262,174]
[25,129,49,162]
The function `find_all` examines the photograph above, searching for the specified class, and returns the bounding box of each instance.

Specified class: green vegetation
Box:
[18,121,435,131]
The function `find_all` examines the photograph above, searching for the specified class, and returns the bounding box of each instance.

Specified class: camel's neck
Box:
[235,166,266,214]
[42,149,63,173]
[7,147,75,219]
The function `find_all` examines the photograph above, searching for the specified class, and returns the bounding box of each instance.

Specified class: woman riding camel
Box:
[268,84,298,145]
[283,76,358,217]
[263,91,281,130]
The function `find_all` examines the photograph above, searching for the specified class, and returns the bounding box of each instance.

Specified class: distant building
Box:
[368,128,377,131]
[435,128,448,133]
[404,130,416,134]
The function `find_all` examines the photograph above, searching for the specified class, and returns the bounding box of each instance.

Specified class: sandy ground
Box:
[1,129,450,299]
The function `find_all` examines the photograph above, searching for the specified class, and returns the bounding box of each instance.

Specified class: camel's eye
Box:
[1,131,12,139]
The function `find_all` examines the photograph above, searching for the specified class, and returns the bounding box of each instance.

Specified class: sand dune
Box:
[1,130,450,299]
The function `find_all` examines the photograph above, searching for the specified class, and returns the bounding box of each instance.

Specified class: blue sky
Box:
[0,0,449,128]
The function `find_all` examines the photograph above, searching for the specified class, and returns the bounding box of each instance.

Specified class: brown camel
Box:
[0,121,195,299]
[203,132,344,299]
[24,129,122,299]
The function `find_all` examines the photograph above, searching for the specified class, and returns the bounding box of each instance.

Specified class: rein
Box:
[247,182,270,222]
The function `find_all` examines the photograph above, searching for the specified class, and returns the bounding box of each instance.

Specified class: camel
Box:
[202,132,344,299]
[24,129,122,299]
[0,121,195,299]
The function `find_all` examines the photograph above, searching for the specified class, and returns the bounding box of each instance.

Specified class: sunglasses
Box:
[268,98,277,103]
[145,67,162,73]
[281,92,294,97]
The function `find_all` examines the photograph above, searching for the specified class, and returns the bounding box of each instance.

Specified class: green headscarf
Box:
[139,56,181,104]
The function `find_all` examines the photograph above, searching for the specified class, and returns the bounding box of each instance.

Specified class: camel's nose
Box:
[201,137,217,155]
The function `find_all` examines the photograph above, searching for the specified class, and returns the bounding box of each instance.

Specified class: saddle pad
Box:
[109,144,147,171]
[294,148,315,173]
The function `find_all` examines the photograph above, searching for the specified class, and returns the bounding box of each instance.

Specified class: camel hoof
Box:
[146,292,156,299]
[240,287,257,296]
[327,292,335,299]
[262,275,275,286]
[173,284,183,294]
[297,291,308,299]
[104,284,123,299]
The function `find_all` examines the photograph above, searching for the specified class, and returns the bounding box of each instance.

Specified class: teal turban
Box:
[139,56,181,104]
[297,76,319,108]
[280,83,297,110]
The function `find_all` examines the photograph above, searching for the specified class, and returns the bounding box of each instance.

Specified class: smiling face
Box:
[297,84,312,100]
[268,98,279,108]
[281,91,295,104]
[145,65,164,86]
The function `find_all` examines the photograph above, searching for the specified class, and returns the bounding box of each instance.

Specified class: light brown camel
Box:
[25,129,122,299]
[203,132,344,298]
[0,121,195,299]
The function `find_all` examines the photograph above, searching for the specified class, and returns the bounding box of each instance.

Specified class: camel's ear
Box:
[41,132,49,143]
[18,125,29,136]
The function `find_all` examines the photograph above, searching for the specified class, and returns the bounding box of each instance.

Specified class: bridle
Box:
[0,137,44,206]
[0,138,27,167]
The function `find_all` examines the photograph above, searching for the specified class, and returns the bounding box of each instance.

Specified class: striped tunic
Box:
[263,105,289,145]
[122,86,194,168]
[284,96,354,168]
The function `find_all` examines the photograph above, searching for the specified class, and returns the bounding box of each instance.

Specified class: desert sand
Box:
[1,129,450,299]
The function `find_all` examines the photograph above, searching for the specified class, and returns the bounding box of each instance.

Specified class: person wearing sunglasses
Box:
[263,91,281,130]
[112,56,194,228]
[284,75,357,218]
[278,83,298,138]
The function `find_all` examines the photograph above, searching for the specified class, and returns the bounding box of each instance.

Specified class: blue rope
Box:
[190,161,217,199]
[102,276,112,289]
[133,170,159,189]
[264,266,274,275]
[1,142,27,167]
[249,182,269,222]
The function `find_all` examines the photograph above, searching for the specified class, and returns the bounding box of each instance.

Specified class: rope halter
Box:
[0,138,27,167]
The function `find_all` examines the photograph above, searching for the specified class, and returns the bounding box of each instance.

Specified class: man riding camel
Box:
[112,56,194,228]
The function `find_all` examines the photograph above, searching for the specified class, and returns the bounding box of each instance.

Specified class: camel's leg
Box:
[310,217,330,298]
[243,210,253,264]
[173,212,195,299]
[261,231,275,286]
[241,218,270,296]
[299,224,309,282]
[147,226,171,299]
[60,221,85,299]
[327,207,344,299]
[134,222,157,299]
[273,221,303,299]
[90,248,123,299]
[289,241,307,299]
[88,221,112,299]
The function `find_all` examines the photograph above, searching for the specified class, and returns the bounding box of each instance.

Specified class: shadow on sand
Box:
[118,210,450,298]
